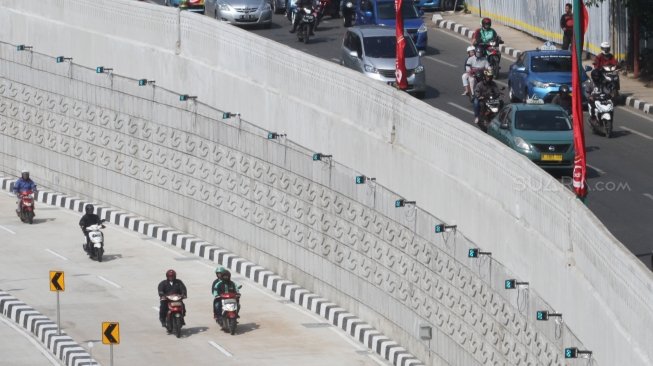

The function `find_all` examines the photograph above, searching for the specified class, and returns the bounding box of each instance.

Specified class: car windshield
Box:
[377,2,419,19]
[530,55,572,72]
[363,36,417,58]
[514,110,572,131]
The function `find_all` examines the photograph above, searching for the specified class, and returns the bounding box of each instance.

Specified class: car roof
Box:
[349,25,402,37]
[525,49,572,58]
[509,103,567,112]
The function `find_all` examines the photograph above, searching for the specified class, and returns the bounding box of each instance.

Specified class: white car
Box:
[205,0,272,28]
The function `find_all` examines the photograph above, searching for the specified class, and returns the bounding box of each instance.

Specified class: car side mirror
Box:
[514,66,526,73]
[500,122,509,130]
[584,65,592,72]
[349,50,359,58]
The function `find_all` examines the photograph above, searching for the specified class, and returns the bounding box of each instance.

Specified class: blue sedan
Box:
[352,0,428,53]
[507,48,588,103]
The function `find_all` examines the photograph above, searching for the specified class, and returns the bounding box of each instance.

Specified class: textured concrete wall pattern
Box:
[0,0,651,365]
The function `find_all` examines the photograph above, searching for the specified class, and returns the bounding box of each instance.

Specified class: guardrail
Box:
[0,0,651,365]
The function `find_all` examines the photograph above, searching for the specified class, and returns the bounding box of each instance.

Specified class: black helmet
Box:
[481,17,492,29]
[166,269,177,281]
[559,84,570,95]
[591,69,601,84]
[474,46,484,58]
[222,270,231,281]
[85,204,94,214]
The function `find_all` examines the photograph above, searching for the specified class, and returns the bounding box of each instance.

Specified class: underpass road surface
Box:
[0,314,62,366]
[0,193,387,365]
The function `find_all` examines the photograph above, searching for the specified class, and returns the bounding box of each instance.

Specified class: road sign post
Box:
[49,271,64,335]
[102,322,120,366]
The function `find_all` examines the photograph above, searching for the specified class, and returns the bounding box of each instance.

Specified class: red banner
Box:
[395,0,408,89]
[571,0,589,198]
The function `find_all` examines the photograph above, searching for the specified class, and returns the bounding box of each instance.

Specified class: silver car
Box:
[340,26,426,98]
[205,0,273,28]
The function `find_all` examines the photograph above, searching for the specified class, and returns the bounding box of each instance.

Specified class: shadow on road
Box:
[31,218,56,224]
[182,326,209,338]
[101,254,123,262]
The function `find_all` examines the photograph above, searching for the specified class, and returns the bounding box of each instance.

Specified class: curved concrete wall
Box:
[0,0,651,365]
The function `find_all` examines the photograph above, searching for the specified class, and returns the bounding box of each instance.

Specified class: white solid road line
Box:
[447,101,474,115]
[0,224,16,234]
[152,306,159,312]
[618,105,653,123]
[424,56,457,68]
[0,315,62,366]
[620,126,653,140]
[44,249,69,261]
[330,57,340,63]
[208,341,233,357]
[587,164,606,175]
[368,354,390,366]
[97,275,122,289]
[644,193,653,202]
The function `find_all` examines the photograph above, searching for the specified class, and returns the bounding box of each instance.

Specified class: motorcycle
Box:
[295,7,314,43]
[83,220,106,262]
[17,190,35,224]
[312,0,330,30]
[342,0,354,27]
[216,290,241,335]
[601,65,620,100]
[588,92,614,138]
[477,37,503,78]
[164,294,186,338]
[477,92,503,132]
[465,67,485,103]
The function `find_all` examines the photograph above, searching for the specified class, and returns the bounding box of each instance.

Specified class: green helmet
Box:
[215,266,226,274]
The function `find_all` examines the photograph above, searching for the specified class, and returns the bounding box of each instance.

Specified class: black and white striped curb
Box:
[432,16,653,114]
[0,177,423,366]
[0,291,97,366]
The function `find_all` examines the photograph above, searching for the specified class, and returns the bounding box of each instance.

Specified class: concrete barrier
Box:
[0,0,651,365]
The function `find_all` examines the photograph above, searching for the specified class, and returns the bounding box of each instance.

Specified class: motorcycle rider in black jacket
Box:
[290,0,315,35]
[79,204,103,253]
[158,269,188,327]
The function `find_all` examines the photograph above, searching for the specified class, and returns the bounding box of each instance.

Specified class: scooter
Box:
[295,7,315,43]
[465,67,485,103]
[83,220,106,262]
[312,0,330,30]
[17,190,35,224]
[216,290,241,335]
[477,37,503,78]
[164,294,185,338]
[601,64,620,100]
[588,92,614,138]
[477,92,503,132]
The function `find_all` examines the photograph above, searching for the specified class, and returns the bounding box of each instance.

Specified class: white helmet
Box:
[600,41,610,54]
[466,46,475,53]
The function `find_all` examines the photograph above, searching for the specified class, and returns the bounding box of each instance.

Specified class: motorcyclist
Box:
[211,266,227,320]
[79,204,104,254]
[585,69,611,119]
[471,18,499,48]
[592,41,618,70]
[289,0,315,35]
[213,270,240,320]
[473,67,501,125]
[158,269,188,327]
[462,46,489,96]
[552,84,572,115]
[13,170,37,214]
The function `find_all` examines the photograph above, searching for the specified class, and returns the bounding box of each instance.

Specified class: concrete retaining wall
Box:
[0,0,651,365]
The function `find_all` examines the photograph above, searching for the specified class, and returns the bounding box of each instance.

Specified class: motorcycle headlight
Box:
[514,136,532,151]
[364,64,377,73]
[414,65,424,73]
[531,80,550,88]
[345,1,353,8]
[418,24,427,33]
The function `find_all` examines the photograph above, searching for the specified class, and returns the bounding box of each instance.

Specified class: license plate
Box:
[240,14,256,19]
[541,154,563,162]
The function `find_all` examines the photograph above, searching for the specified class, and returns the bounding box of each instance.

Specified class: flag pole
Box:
[571,0,588,201]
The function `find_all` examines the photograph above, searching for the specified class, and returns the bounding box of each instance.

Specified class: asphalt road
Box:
[129,2,653,266]
[0,191,388,365]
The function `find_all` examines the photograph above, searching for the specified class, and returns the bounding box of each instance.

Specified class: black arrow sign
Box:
[104,323,118,344]
[51,272,63,291]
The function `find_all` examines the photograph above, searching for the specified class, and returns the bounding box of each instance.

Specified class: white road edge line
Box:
[618,105,653,123]
[447,101,474,115]
[97,275,122,289]
[0,315,62,366]
[44,249,68,261]
[586,164,606,175]
[620,126,653,140]
[644,193,653,201]
[368,353,390,366]
[424,56,457,68]
[208,341,233,357]
[0,224,16,234]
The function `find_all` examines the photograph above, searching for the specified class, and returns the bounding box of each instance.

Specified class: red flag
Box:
[571,0,589,198]
[395,0,408,89]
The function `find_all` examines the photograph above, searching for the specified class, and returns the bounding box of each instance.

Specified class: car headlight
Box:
[364,64,377,73]
[219,3,230,10]
[531,80,550,88]
[414,65,424,73]
[418,24,427,33]
[514,137,532,151]
[261,1,271,10]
